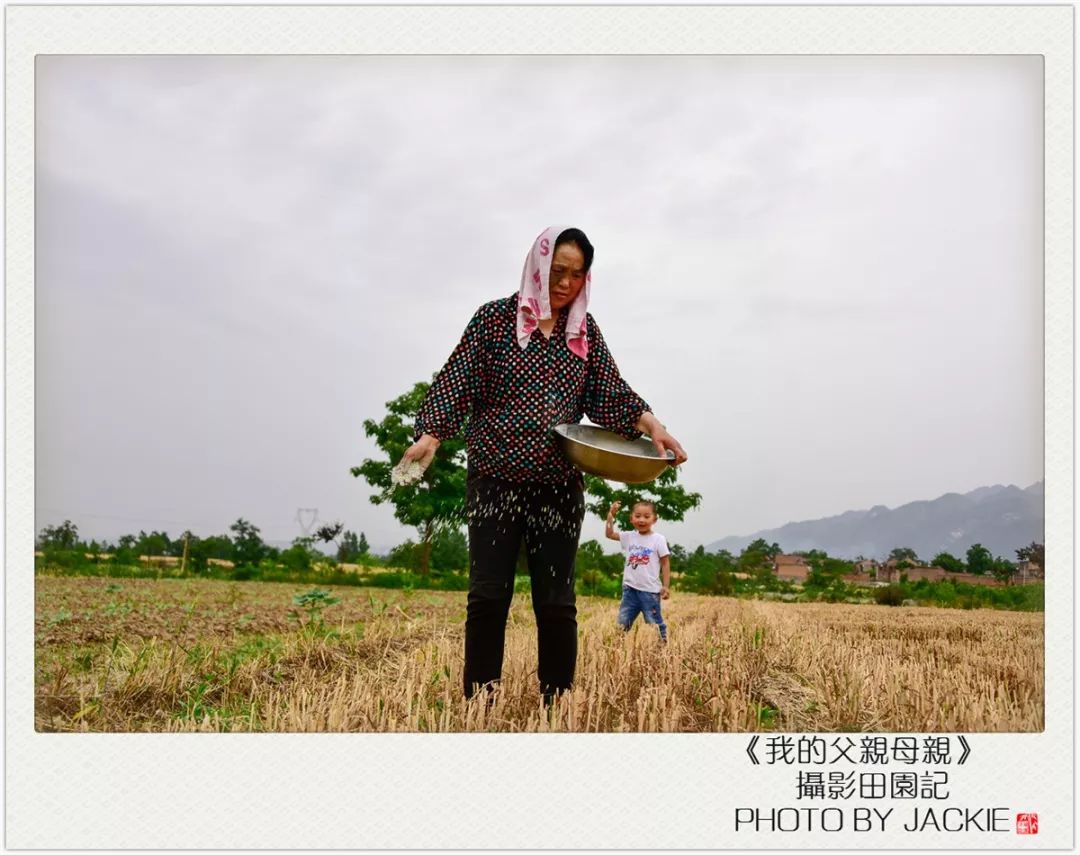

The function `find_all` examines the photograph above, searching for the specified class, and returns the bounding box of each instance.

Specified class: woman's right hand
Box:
[400,433,440,471]
[608,500,621,519]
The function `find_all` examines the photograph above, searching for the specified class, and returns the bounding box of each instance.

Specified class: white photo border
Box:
[7,4,1072,849]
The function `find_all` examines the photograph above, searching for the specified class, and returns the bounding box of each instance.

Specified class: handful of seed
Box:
[391,457,428,488]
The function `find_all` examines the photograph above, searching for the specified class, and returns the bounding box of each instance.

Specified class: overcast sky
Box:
[35,55,1043,552]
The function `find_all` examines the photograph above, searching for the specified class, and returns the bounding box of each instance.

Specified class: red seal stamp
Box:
[1016,813,1038,834]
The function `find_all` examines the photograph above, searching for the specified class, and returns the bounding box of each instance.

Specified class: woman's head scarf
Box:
[516,225,591,360]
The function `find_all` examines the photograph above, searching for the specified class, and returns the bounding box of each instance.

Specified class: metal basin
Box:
[553,423,674,484]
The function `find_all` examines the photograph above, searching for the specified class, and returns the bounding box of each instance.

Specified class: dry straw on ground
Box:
[35,576,1043,733]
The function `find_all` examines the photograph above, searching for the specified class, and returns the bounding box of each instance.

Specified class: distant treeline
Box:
[35,520,1044,612]
[34,517,470,574]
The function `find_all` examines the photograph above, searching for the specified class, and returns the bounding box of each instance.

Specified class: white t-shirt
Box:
[618,530,670,593]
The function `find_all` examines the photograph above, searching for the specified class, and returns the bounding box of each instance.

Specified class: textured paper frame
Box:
[6,4,1072,849]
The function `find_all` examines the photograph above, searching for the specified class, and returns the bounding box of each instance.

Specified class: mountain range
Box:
[705,482,1044,561]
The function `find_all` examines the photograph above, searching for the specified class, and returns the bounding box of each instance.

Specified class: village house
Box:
[772,553,809,583]
[851,559,881,578]
[1015,559,1043,583]
[841,572,886,588]
[880,556,921,575]
[879,563,1017,587]
[951,572,1008,587]
[888,565,948,583]
[841,558,886,586]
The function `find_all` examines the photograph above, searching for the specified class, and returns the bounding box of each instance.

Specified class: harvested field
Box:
[35,575,1043,733]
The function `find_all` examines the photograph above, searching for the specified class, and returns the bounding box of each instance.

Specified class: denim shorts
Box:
[617,585,667,641]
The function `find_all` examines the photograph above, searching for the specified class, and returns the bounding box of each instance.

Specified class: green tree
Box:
[430,527,469,572]
[605,551,625,578]
[804,552,853,588]
[37,520,80,551]
[387,540,422,572]
[582,467,702,532]
[991,556,1017,585]
[1015,541,1044,571]
[279,536,321,572]
[135,529,172,558]
[167,530,195,559]
[686,544,712,578]
[739,539,779,584]
[186,534,234,572]
[932,551,966,574]
[889,547,919,565]
[667,543,688,577]
[875,584,906,606]
[746,538,782,559]
[313,522,345,568]
[177,532,202,571]
[685,545,735,595]
[113,533,138,565]
[712,554,736,596]
[337,530,369,564]
[575,539,607,588]
[965,543,994,576]
[351,380,468,575]
[230,518,267,567]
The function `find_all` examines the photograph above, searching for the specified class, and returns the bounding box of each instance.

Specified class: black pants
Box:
[463,471,585,699]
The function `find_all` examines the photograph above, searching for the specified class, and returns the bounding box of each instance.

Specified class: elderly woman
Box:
[400,226,687,702]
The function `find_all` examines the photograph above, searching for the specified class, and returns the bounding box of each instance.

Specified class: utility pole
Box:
[296,508,319,537]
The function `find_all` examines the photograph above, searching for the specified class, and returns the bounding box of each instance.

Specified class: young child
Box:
[606,500,670,642]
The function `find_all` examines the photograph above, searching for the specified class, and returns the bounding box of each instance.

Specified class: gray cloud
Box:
[36,55,1043,551]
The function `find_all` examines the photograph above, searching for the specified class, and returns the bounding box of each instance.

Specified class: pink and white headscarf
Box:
[515,225,591,360]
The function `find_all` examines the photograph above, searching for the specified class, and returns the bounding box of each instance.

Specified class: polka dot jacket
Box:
[415,295,650,485]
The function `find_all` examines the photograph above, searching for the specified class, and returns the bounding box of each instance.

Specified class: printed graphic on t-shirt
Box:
[619,530,668,593]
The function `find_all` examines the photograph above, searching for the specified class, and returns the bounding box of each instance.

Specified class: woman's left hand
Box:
[652,425,688,466]
[637,413,688,466]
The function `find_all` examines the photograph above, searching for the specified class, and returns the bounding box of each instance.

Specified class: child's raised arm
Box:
[605,501,621,542]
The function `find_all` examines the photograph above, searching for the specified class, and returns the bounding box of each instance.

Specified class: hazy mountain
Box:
[705,482,1044,560]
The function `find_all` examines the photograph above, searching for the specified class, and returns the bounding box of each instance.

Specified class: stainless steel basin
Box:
[553,423,674,484]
